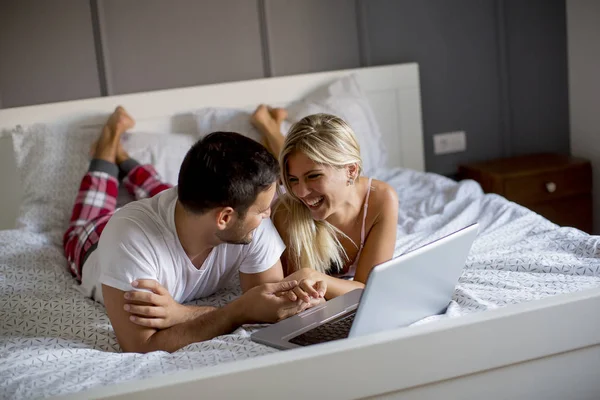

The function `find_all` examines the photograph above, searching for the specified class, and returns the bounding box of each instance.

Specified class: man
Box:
[64,107,317,353]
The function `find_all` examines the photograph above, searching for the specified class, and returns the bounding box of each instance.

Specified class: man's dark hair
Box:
[177,131,280,216]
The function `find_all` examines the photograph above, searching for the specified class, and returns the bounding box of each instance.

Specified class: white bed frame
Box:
[1,63,599,399]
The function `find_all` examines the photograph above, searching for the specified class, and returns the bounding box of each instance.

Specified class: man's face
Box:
[216,183,276,245]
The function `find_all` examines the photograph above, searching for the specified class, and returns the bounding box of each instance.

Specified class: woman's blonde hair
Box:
[274,113,363,274]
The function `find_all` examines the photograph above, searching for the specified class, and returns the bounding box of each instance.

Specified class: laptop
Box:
[251,223,478,350]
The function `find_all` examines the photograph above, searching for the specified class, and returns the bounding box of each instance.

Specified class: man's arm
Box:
[237,217,286,292]
[239,259,284,293]
[104,284,242,353]
[103,279,303,353]
[123,279,216,328]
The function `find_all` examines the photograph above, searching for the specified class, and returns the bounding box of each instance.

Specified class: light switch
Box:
[433,131,467,155]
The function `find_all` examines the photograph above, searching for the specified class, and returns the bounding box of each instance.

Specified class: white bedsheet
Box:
[1,168,599,399]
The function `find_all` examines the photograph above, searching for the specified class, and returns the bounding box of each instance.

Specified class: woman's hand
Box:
[124,279,189,329]
[293,278,326,303]
[283,268,327,303]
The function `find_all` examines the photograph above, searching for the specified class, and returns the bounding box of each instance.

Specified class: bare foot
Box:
[251,104,281,135]
[268,107,288,125]
[91,106,135,163]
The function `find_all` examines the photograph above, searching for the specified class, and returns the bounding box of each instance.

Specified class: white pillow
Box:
[286,74,388,175]
[194,107,292,143]
[10,124,194,234]
[192,75,386,175]
[122,132,195,186]
[11,124,98,234]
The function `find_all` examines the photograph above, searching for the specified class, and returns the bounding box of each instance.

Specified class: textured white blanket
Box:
[1,168,599,399]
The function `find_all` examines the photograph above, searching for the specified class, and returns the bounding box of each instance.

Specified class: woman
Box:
[252,106,399,301]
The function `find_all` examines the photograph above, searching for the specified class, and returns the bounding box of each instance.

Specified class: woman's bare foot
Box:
[251,104,287,158]
[268,107,288,125]
[251,104,283,135]
[91,106,135,163]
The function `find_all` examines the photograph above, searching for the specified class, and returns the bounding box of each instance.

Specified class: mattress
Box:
[2,168,599,399]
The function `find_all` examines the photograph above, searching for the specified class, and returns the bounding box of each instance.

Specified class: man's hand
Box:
[237,280,315,324]
[124,279,195,329]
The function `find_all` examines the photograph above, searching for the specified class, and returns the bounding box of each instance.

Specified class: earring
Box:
[347,178,354,186]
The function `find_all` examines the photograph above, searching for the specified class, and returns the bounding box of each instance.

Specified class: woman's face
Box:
[286,150,349,221]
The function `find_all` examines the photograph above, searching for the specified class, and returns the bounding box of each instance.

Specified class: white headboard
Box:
[0,63,424,230]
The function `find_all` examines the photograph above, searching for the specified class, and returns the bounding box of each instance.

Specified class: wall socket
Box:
[433,131,467,155]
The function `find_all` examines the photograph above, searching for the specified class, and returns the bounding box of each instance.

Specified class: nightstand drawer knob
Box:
[546,182,557,193]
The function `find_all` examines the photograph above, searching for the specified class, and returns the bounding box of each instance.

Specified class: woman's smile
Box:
[304,195,324,208]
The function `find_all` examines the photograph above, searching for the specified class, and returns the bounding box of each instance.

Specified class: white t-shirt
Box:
[80,187,285,304]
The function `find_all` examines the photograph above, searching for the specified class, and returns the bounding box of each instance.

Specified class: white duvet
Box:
[1,168,599,399]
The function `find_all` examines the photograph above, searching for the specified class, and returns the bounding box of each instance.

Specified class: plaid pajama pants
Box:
[63,159,171,282]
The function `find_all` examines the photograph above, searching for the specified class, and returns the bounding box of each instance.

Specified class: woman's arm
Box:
[352,183,399,284]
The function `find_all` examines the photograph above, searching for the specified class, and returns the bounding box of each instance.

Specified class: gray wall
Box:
[567,0,600,233]
[0,0,570,175]
[0,0,102,106]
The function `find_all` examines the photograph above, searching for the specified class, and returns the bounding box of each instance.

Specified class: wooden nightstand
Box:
[458,153,593,233]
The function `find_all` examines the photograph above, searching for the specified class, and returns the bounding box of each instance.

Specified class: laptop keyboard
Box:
[289,311,357,346]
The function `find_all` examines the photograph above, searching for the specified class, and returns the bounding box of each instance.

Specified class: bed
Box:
[1,63,599,399]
